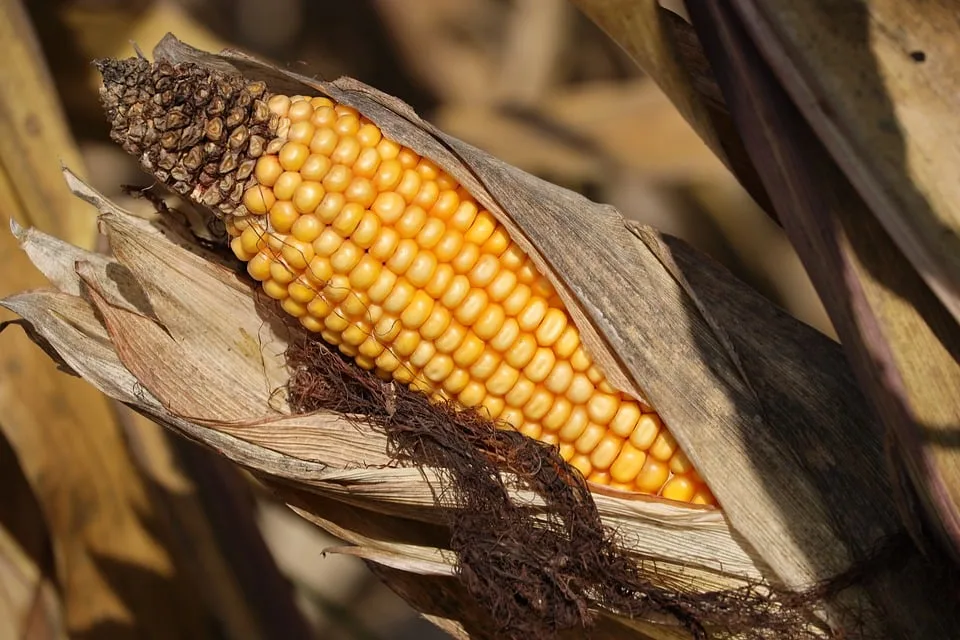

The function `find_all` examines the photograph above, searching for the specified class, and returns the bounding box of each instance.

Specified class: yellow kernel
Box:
[292,181,324,214]
[409,341,437,369]
[669,451,693,475]
[449,200,478,231]
[316,192,345,223]
[575,423,606,455]
[630,414,662,451]
[535,309,567,347]
[544,361,574,395]
[431,190,460,219]
[587,393,619,426]
[420,305,452,340]
[309,128,338,156]
[306,255,333,285]
[452,333,485,368]
[464,211,496,245]
[481,227,511,256]
[267,94,291,116]
[349,255,382,290]
[532,276,555,299]
[473,304,505,341]
[661,476,696,503]
[306,296,333,319]
[504,334,537,369]
[518,421,542,440]
[290,213,322,243]
[488,318,520,352]
[345,177,376,208]
[255,155,283,186]
[392,330,420,357]
[386,239,418,275]
[433,230,464,262]
[288,276,317,304]
[401,291,434,329]
[422,354,455,383]
[485,363,520,396]
[558,443,575,462]
[440,275,471,308]
[321,328,343,345]
[354,354,376,371]
[397,147,420,169]
[569,454,592,478]
[610,442,646,485]
[288,100,314,122]
[442,368,470,395]
[367,269,398,304]
[332,202,365,237]
[374,315,402,343]
[553,326,580,359]
[570,347,591,372]
[558,407,589,442]
[396,170,422,203]
[397,206,428,238]
[502,283,532,316]
[504,378,535,407]
[353,147,381,178]
[369,228,400,262]
[542,397,572,431]
[499,408,524,429]
[436,172,458,191]
[518,298,548,332]
[486,270,518,303]
[313,228,343,257]
[523,387,553,421]
[300,315,323,332]
[261,278,289,300]
[264,232,285,252]
[240,224,266,255]
[451,243,480,274]
[590,434,625,472]
[243,185,275,214]
[310,104,337,127]
[382,279,416,314]
[351,212,381,248]
[425,264,455,299]
[342,323,371,347]
[458,381,486,408]
[500,243,525,270]
[272,171,301,201]
[435,323,467,353]
[414,219,445,250]
[331,241,363,273]
[415,157,440,180]
[406,251,437,288]
[691,485,716,506]
[375,350,400,374]
[288,121,315,145]
[247,251,274,281]
[230,237,253,261]
[323,274,351,303]
[281,238,314,270]
[357,123,382,147]
[334,113,360,136]
[358,336,385,359]
[322,165,352,193]
[372,192,406,224]
[279,142,309,171]
[270,259,296,284]
[469,350,501,381]
[609,402,642,438]
[468,254,500,288]
[453,289,488,326]
[636,457,670,494]
[523,348,556,383]
[297,155,331,184]
[373,159,403,192]
[413,180,440,210]
[649,430,678,463]
[565,373,594,404]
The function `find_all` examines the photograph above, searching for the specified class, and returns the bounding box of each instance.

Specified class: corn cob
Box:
[98,59,716,506]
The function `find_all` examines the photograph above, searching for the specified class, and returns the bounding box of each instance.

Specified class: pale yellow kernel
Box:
[344,177,376,208]
[442,368,470,395]
[240,224,266,255]
[430,190,460,219]
[649,430,678,463]
[386,240,418,275]
[267,94,291,116]
[570,347,592,372]
[288,121,315,145]
[342,323,371,347]
[272,172,301,201]
[448,200,478,231]
[523,348,556,383]
[247,252,274,281]
[315,192,345,223]
[397,147,420,169]
[243,185,275,215]
[468,254,500,288]
[485,363,520,396]
[280,238,314,271]
[279,142,309,172]
[288,275,317,304]
[669,451,693,475]
[367,269,399,305]
[523,387,553,421]
[300,315,323,332]
[347,255,380,290]
[453,289,488,326]
[499,408,524,429]
[369,228,400,262]
[504,334,537,370]
[330,241,363,274]
[464,212,496,245]
[504,378,535,408]
[610,442,646,485]
[310,104,337,127]
[451,243,480,274]
[452,333,485,368]
[544,361,574,395]
[542,397,573,431]
[488,318,520,352]
[630,414,662,451]
[290,181,322,213]
[255,155,283,186]
[406,251,437,288]
[322,165,352,193]
[433,230,464,262]
[346,213,378,248]
[396,206,427,238]
[486,270,517,303]
[636,457,670,495]
[401,291,434,329]
[558,407,589,442]
[307,296,333,320]
[609,403,642,439]
[553,326,580,359]
[290,213,322,243]
[269,259,296,285]
[440,275,471,308]
[306,255,333,285]
[569,454,593,478]
[586,393,619,426]
[288,99,314,122]
[331,136,361,167]
[334,113,360,136]
[409,341,437,369]
[262,278,289,300]
[309,128,338,156]
[502,284,532,316]
[425,264,455,299]
[265,232,285,253]
[518,421,542,440]
[481,227,511,256]
[382,279,416,314]
[353,147,381,178]
[534,309,567,347]
[500,242,526,270]
[661,476,696,503]
[392,329,420,357]
[458,381,486,408]
[396,170,423,204]
[420,306,452,340]
[268,205,300,239]
[422,354,455,383]
[565,373,594,404]
[469,350,501,382]
[373,159,403,192]
[230,237,253,261]
[323,274,352,303]
[372,192,406,224]
[435,323,467,353]
[374,315,402,343]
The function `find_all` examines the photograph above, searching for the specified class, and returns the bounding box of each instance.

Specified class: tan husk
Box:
[3,33,957,638]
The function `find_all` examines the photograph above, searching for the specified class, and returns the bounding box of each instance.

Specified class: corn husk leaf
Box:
[5,33,960,637]
[684,2,960,573]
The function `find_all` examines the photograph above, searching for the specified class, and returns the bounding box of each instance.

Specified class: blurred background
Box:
[1,0,833,638]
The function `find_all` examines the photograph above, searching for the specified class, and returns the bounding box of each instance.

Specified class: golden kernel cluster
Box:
[226,94,715,505]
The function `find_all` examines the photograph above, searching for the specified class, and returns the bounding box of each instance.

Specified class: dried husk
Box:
[3,33,957,638]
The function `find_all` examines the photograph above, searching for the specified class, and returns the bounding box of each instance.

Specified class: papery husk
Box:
[5,33,958,638]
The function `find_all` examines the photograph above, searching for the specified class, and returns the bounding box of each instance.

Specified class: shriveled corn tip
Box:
[231,93,714,506]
